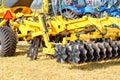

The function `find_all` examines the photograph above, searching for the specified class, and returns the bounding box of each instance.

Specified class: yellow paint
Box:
[0,0,120,55]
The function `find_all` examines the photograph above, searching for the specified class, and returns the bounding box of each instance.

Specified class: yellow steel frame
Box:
[9,15,120,54]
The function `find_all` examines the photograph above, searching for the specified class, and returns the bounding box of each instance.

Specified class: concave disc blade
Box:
[67,44,80,64]
[103,42,112,59]
[79,45,87,62]
[67,45,73,54]
[97,43,106,60]
[116,41,120,57]
[92,43,100,61]
[68,56,80,64]
[109,41,118,58]
[57,56,65,63]
[54,45,67,63]
[84,43,94,62]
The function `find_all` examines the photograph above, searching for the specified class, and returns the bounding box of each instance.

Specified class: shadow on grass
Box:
[68,59,120,71]
[15,45,29,56]
[17,45,30,51]
[15,45,48,59]
[38,54,55,60]
[15,41,55,59]
[15,51,27,56]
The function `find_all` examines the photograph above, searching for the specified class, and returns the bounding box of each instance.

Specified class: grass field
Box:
[0,41,120,80]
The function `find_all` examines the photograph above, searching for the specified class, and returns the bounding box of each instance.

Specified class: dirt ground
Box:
[0,41,120,80]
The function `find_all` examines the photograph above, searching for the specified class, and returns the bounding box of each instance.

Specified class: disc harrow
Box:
[54,40,120,64]
[1,0,120,66]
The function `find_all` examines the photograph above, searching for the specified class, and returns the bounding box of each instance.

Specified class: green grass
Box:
[0,41,120,80]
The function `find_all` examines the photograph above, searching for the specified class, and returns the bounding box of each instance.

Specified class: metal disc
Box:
[67,44,80,64]
[62,9,77,19]
[116,41,120,57]
[103,42,112,59]
[84,43,94,62]
[91,43,100,61]
[109,41,118,58]
[54,45,67,63]
[97,43,106,60]
[79,44,87,63]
